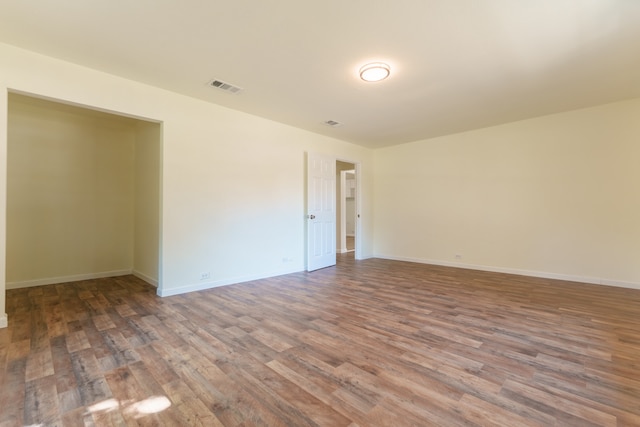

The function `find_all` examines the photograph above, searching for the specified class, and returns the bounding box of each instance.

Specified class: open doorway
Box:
[336,160,357,256]
[6,92,161,290]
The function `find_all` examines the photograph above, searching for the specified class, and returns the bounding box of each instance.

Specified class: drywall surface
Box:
[133,120,161,286]
[0,89,6,327]
[374,98,640,288]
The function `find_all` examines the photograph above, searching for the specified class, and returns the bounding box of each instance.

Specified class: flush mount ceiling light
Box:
[359,62,390,82]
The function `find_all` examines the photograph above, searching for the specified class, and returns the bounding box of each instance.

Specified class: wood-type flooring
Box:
[1,254,640,426]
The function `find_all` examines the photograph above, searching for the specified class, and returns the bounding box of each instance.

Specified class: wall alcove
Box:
[6,92,161,289]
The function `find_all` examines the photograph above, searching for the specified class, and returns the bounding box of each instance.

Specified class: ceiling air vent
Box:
[323,120,343,127]
[209,79,243,94]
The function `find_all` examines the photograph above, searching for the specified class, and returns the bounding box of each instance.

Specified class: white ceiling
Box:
[1,1,640,148]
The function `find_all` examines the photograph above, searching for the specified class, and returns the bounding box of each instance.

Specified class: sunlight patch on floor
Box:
[87,395,172,418]
[127,396,172,416]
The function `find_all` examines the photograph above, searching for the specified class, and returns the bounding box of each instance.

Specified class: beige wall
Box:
[0,88,6,326]
[7,94,137,287]
[134,120,161,285]
[0,41,374,326]
[374,98,640,288]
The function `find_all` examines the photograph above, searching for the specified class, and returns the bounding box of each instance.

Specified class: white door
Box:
[307,153,336,271]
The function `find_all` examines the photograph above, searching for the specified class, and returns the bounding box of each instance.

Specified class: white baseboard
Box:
[157,266,304,297]
[133,270,158,287]
[373,254,640,291]
[0,313,7,329]
[6,269,133,290]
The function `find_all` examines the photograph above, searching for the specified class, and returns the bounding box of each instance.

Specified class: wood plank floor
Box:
[1,254,640,426]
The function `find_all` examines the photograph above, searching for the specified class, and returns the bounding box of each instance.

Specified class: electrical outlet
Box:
[282,257,293,263]
[200,272,210,280]
[455,254,462,260]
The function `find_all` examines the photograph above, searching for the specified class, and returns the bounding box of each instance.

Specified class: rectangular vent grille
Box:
[324,120,343,127]
[209,79,243,94]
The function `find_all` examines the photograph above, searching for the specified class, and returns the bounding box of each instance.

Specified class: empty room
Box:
[1,1,639,426]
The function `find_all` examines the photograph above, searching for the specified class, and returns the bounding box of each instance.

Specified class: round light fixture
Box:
[359,62,390,82]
